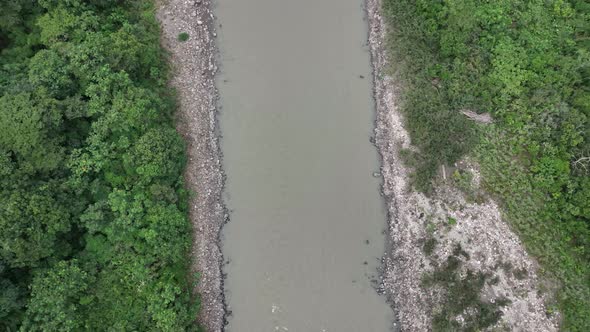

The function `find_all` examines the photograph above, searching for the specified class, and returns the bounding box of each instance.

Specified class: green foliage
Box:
[423,237,437,256]
[0,269,25,330]
[28,49,76,98]
[0,187,72,268]
[178,32,189,42]
[0,0,197,330]
[21,260,91,332]
[452,170,472,193]
[0,93,65,174]
[422,250,508,331]
[477,129,590,329]
[447,217,457,227]
[382,1,478,192]
[452,169,483,203]
[383,0,590,329]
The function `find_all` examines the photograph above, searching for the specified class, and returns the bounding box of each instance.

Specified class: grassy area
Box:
[382,0,590,330]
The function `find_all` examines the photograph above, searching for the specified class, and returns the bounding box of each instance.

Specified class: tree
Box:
[21,260,91,332]
[0,187,72,268]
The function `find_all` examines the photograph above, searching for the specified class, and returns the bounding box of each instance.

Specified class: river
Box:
[217,0,394,330]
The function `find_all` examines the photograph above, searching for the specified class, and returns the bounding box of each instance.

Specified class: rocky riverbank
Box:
[156,1,226,331]
[366,0,560,330]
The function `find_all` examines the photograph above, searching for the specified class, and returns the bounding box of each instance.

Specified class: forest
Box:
[0,0,198,330]
[383,0,589,330]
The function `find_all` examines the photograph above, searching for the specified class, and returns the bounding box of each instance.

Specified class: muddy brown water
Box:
[217,0,394,330]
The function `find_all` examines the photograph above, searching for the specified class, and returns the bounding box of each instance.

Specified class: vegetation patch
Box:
[422,244,508,331]
[423,237,437,256]
[452,170,473,193]
[178,32,189,42]
[446,216,457,227]
[383,0,590,329]
[451,168,484,203]
[0,1,199,330]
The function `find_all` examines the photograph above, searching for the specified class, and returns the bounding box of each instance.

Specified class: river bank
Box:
[366,0,560,330]
[156,1,226,330]
[155,0,562,330]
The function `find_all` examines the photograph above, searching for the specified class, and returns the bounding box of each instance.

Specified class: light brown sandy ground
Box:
[157,1,226,331]
[365,0,561,330]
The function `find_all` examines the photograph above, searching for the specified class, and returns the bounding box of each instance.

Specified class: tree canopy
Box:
[0,0,198,330]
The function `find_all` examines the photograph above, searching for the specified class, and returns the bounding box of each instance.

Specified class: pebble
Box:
[157,1,226,331]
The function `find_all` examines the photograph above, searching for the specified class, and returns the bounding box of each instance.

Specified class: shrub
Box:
[178,32,189,42]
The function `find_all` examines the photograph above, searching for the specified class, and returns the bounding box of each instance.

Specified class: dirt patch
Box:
[365,0,560,330]
[156,1,226,331]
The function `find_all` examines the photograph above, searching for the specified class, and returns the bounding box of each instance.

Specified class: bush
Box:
[178,32,189,42]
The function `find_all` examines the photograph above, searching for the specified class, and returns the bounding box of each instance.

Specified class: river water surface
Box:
[217,0,394,330]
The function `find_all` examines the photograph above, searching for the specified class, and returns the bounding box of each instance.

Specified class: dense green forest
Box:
[383,0,589,330]
[0,0,198,330]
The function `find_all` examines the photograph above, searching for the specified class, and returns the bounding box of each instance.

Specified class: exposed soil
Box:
[366,0,561,330]
[156,1,226,331]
